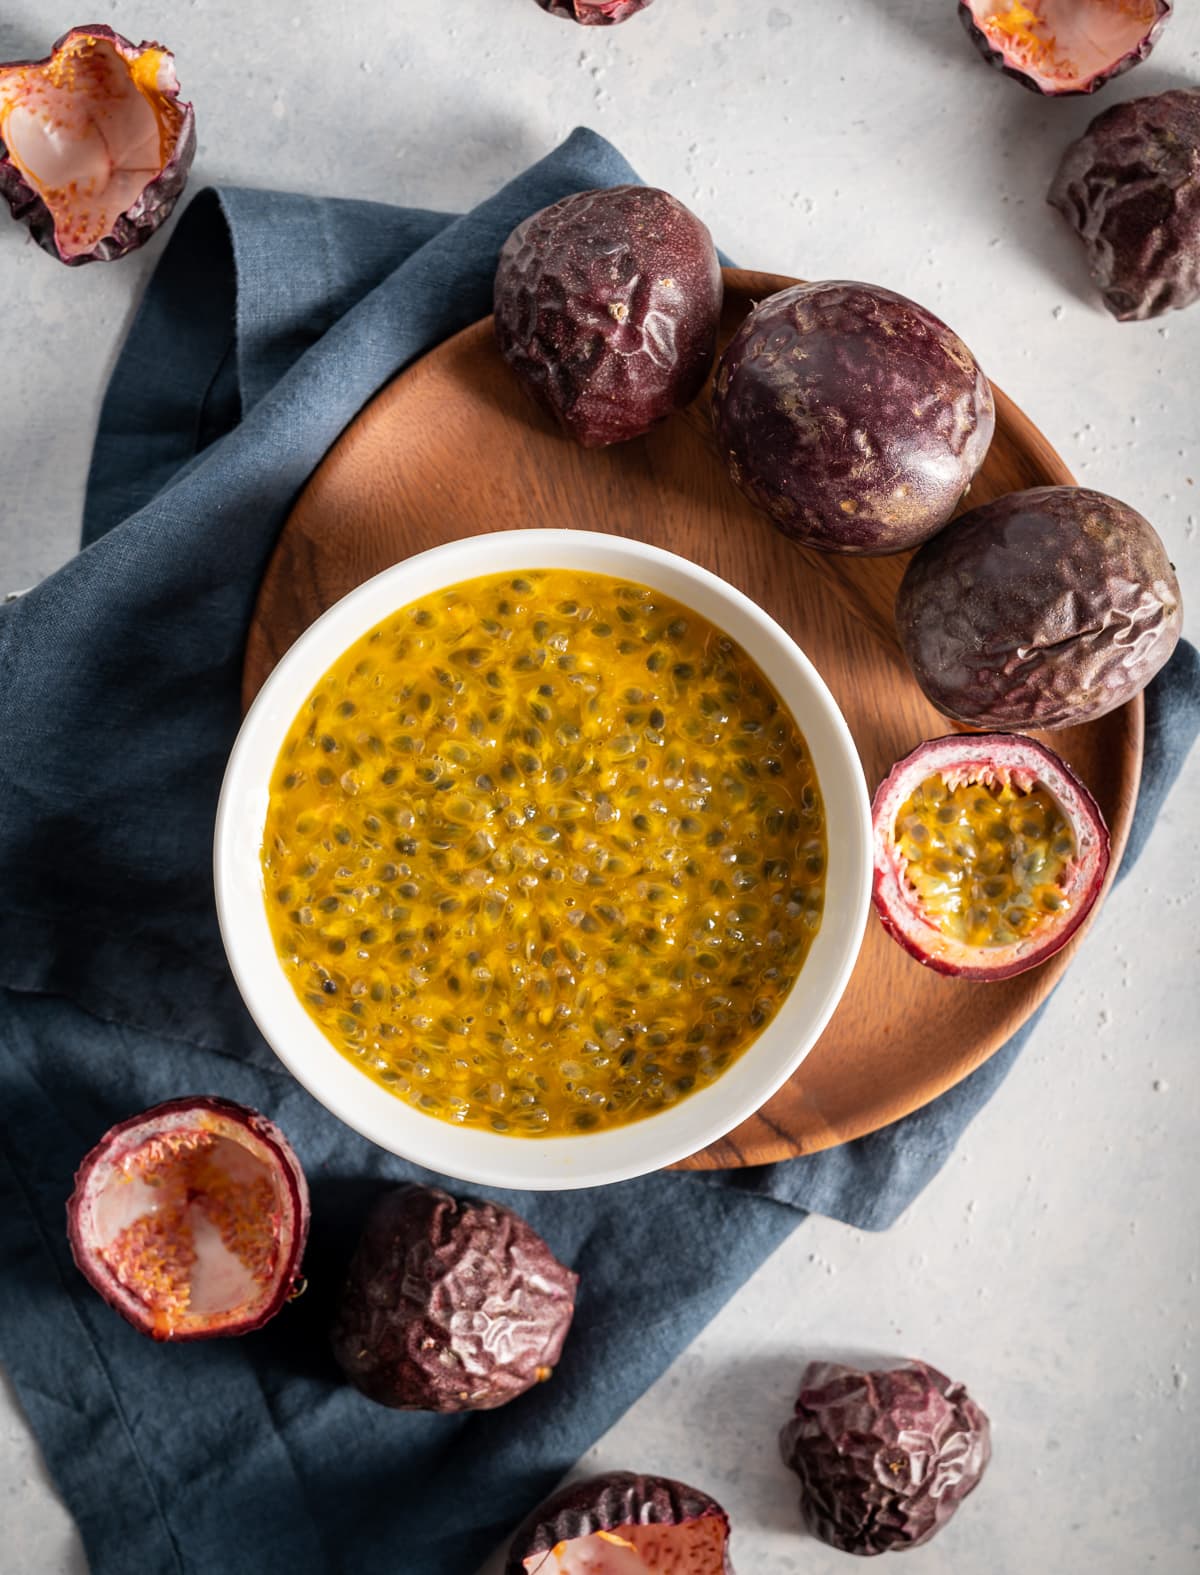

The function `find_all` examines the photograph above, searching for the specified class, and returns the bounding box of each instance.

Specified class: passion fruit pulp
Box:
[0,25,195,265]
[872,735,1110,980]
[959,1,1171,95]
[67,1097,309,1341]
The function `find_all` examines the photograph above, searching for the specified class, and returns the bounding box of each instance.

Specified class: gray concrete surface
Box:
[1,2,1197,1571]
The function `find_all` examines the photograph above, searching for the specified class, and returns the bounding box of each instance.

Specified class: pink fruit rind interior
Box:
[68,1098,308,1341]
[0,28,189,259]
[963,0,1169,90]
[525,1518,728,1573]
[871,735,1110,981]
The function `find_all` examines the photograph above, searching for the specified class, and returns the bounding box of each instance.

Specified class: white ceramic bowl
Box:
[215,531,871,1190]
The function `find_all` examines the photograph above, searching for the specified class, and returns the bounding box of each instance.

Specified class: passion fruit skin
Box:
[958,1,1171,96]
[505,1471,734,1575]
[711,281,995,555]
[330,1184,577,1412]
[532,0,655,21]
[66,1096,310,1342]
[494,185,723,448]
[0,26,195,266]
[780,1360,991,1555]
[896,486,1182,730]
[1049,88,1200,321]
[871,733,1110,981]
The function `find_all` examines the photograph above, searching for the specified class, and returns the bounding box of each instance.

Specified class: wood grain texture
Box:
[243,269,1142,1169]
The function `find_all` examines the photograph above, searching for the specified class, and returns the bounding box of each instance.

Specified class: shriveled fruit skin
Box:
[711,282,994,555]
[1049,87,1200,320]
[330,1184,576,1412]
[780,1360,991,1555]
[533,0,655,21]
[958,1,1171,97]
[506,1470,734,1575]
[495,186,723,447]
[896,486,1182,730]
[0,26,195,266]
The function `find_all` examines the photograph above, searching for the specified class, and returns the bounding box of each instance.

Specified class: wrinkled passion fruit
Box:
[1049,88,1200,321]
[494,185,723,447]
[897,486,1182,730]
[780,1360,991,1555]
[872,734,1109,980]
[0,26,195,265]
[959,1,1170,96]
[712,281,994,555]
[532,0,656,21]
[331,1184,577,1412]
[67,1097,309,1341]
[506,1471,733,1574]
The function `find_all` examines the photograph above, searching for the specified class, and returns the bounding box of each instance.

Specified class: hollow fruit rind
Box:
[532,0,656,21]
[896,485,1182,730]
[871,733,1110,981]
[1049,87,1200,321]
[0,25,195,265]
[506,1471,734,1575]
[959,1,1171,96]
[711,281,994,555]
[330,1184,577,1412]
[780,1360,991,1555]
[494,185,723,448]
[66,1096,310,1341]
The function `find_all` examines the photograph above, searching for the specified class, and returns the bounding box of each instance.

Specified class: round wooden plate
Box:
[244,270,1141,1170]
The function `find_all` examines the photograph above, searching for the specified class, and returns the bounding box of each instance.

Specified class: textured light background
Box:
[0,2,1197,1571]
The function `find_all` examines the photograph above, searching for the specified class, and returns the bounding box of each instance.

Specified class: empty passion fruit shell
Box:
[67,1097,309,1341]
[0,25,195,264]
[959,1,1171,95]
[872,735,1110,981]
[532,0,656,20]
[506,1471,733,1574]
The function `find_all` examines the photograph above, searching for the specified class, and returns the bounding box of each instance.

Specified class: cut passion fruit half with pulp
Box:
[959,1,1171,95]
[0,25,195,264]
[67,1097,309,1341]
[872,735,1110,981]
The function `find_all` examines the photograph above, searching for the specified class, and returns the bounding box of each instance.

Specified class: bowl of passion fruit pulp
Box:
[215,531,871,1189]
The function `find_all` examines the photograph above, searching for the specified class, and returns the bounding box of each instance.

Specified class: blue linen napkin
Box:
[0,128,1195,1575]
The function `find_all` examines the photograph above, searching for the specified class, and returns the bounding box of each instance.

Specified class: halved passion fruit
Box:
[67,1097,309,1341]
[959,1,1171,95]
[872,735,1109,980]
[507,1472,732,1575]
[0,25,195,264]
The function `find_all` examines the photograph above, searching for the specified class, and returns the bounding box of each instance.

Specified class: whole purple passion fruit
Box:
[959,1,1170,95]
[872,734,1109,980]
[711,281,994,555]
[780,1360,991,1555]
[331,1184,577,1412]
[1049,88,1200,321]
[533,0,656,21]
[494,185,723,448]
[896,486,1182,730]
[0,25,195,265]
[67,1097,309,1341]
[506,1471,733,1574]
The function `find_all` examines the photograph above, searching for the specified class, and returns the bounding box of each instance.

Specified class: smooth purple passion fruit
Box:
[533,0,655,21]
[0,26,194,265]
[781,1360,991,1555]
[872,734,1109,980]
[897,486,1182,730]
[507,1472,733,1574]
[67,1097,309,1341]
[711,281,994,555]
[331,1184,577,1412]
[494,185,723,448]
[959,1,1170,95]
[1049,88,1200,320]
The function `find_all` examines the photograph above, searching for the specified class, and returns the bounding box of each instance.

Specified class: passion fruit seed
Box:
[895,773,1075,948]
